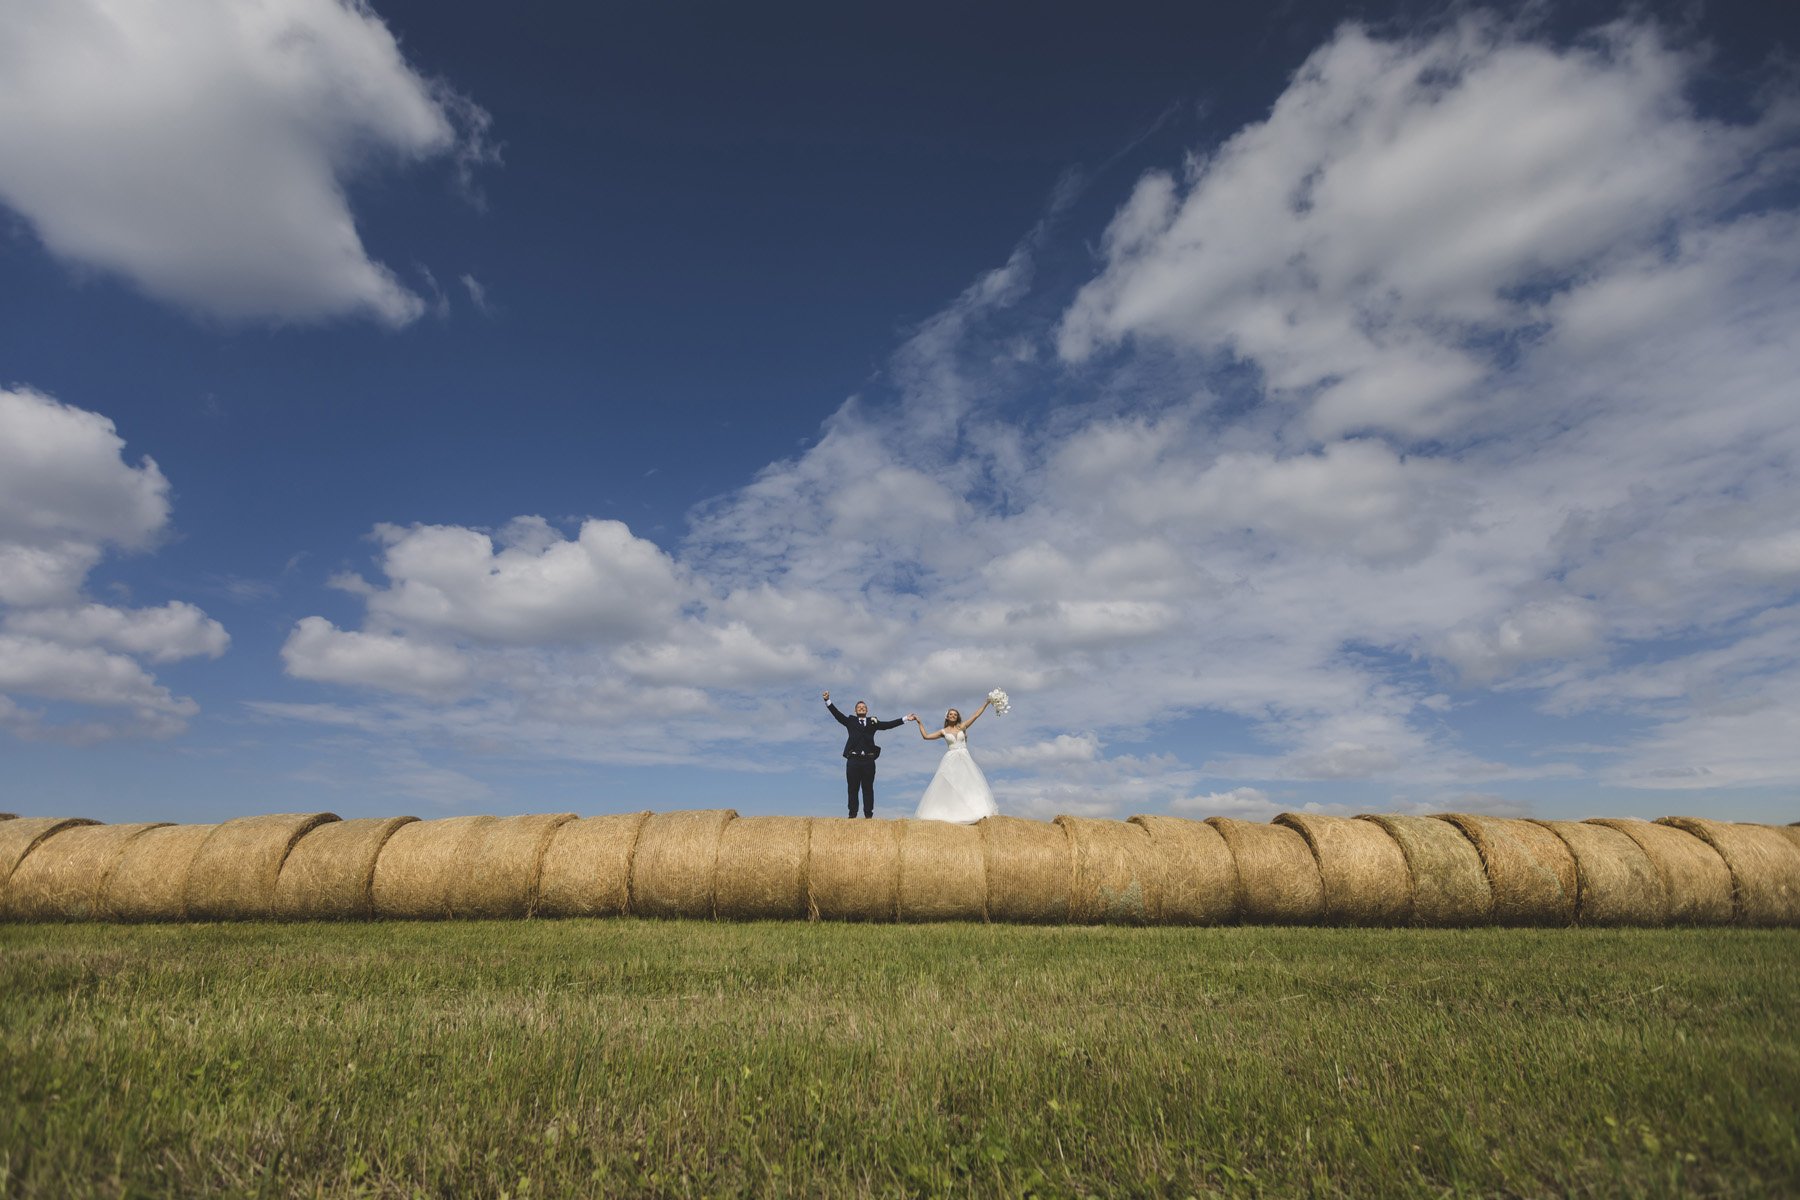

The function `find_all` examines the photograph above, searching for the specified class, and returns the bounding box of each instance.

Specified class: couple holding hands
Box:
[822,688,1009,823]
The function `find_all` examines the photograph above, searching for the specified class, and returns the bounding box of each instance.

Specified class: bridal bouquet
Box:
[987,688,1011,715]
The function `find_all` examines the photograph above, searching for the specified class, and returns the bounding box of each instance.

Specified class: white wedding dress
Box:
[914,728,999,823]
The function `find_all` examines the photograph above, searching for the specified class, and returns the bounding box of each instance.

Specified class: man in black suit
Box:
[823,690,904,818]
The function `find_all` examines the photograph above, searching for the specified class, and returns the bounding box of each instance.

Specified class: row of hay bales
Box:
[1,809,1797,926]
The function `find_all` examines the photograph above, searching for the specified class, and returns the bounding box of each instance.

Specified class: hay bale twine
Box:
[1054,816,1159,924]
[449,813,578,919]
[1275,813,1411,926]
[1129,815,1239,925]
[1431,814,1572,925]
[5,823,168,921]
[807,818,900,921]
[372,815,499,919]
[1206,818,1324,924]
[1,817,97,915]
[1587,818,1732,926]
[272,816,418,920]
[536,811,650,918]
[1358,815,1492,926]
[99,824,216,920]
[981,815,1070,923]
[1533,820,1665,926]
[897,820,987,922]
[184,813,339,921]
[1656,817,1800,927]
[629,809,735,919]
[714,816,812,920]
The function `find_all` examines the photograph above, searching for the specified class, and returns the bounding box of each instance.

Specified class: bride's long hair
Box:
[943,709,961,729]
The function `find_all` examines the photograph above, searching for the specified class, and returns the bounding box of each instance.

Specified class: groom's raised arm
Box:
[823,693,851,726]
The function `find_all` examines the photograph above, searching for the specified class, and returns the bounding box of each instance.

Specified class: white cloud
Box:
[281,616,470,697]
[0,388,169,607]
[1056,16,1783,440]
[4,601,228,663]
[365,517,689,645]
[0,0,489,325]
[0,387,226,740]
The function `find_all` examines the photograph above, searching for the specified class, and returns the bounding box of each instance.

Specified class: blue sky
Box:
[3,0,1799,826]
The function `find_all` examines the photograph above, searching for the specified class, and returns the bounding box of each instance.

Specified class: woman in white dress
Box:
[906,698,999,823]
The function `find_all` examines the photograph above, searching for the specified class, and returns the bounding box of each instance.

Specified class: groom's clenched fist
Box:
[821,690,830,702]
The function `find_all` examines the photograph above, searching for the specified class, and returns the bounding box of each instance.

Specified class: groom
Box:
[823,690,904,818]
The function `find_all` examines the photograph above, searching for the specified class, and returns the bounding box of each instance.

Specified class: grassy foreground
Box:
[1,922,1796,1198]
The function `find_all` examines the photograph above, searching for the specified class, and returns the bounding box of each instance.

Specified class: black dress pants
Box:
[845,758,875,817]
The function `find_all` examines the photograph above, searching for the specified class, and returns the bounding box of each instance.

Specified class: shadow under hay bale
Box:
[1129,815,1239,925]
[1656,817,1800,927]
[1276,813,1411,926]
[1358,815,1492,926]
[186,813,339,921]
[453,813,578,919]
[99,824,216,921]
[1206,818,1324,924]
[1056,816,1160,923]
[897,820,986,921]
[272,817,418,920]
[536,811,650,918]
[630,809,735,919]
[715,816,811,920]
[981,815,1070,924]
[373,815,498,919]
[5,823,168,921]
[1587,818,1732,926]
[808,818,900,921]
[1,818,97,915]
[1534,820,1665,927]
[1430,814,1571,926]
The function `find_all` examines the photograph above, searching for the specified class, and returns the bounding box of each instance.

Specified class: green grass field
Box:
[2,922,1796,1198]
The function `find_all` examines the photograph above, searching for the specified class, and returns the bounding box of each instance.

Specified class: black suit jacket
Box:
[828,702,903,759]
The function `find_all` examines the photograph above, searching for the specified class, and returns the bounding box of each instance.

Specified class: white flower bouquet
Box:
[987,688,1011,715]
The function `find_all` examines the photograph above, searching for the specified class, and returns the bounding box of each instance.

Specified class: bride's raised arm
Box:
[907,713,945,740]
[961,698,993,728]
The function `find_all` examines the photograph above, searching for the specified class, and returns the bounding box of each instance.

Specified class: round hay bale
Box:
[450,813,578,919]
[535,811,650,918]
[1432,814,1572,925]
[1055,816,1159,924]
[99,824,217,921]
[1275,813,1411,926]
[1532,821,1665,927]
[1587,818,1732,926]
[273,816,418,920]
[1129,815,1239,925]
[1205,818,1324,924]
[980,815,1070,924]
[807,818,900,922]
[185,813,339,921]
[372,815,499,919]
[1,817,97,914]
[714,816,812,920]
[5,823,168,921]
[1655,817,1800,927]
[629,809,735,919]
[897,820,987,922]
[1357,815,1492,926]
[1775,823,1800,855]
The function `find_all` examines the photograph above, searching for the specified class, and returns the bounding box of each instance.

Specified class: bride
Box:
[906,696,999,823]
